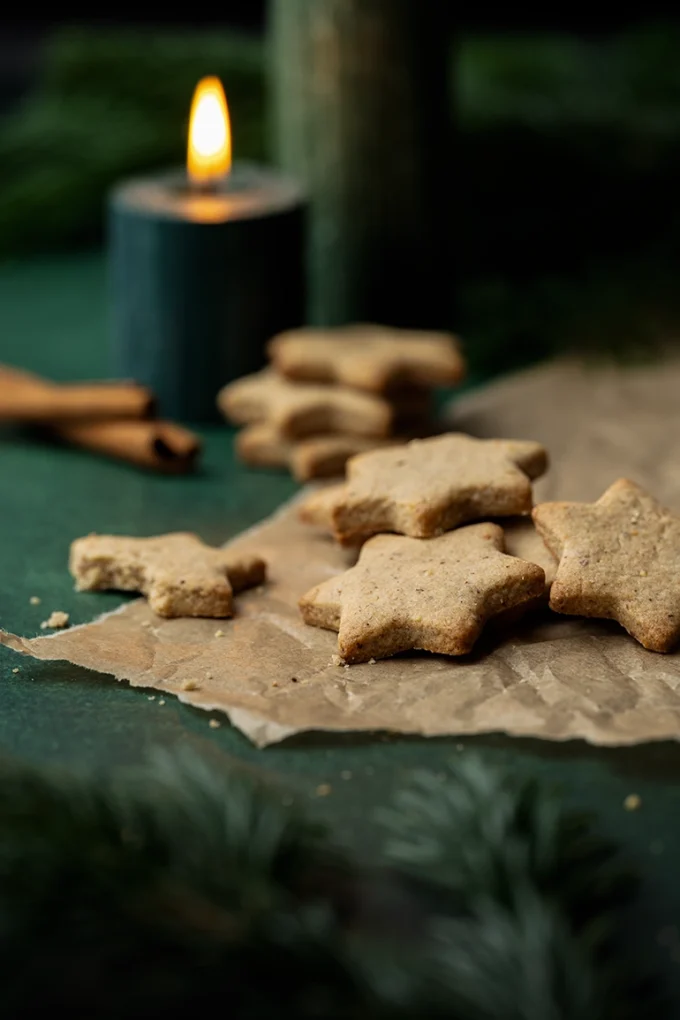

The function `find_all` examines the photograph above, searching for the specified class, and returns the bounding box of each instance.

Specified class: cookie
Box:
[330,433,548,545]
[236,425,396,482]
[217,370,394,439]
[299,522,545,663]
[533,478,680,652]
[70,532,265,618]
[268,324,465,393]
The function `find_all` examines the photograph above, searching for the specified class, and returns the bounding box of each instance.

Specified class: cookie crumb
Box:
[214,629,224,638]
[368,658,376,664]
[272,680,279,687]
[330,654,344,667]
[158,699,165,706]
[40,611,70,630]
[343,663,350,670]
[147,696,156,701]
[29,596,41,606]
[340,770,352,780]
[11,668,19,674]
[205,672,213,680]
[315,783,332,797]
[624,793,642,811]
[181,679,199,691]
[209,719,221,729]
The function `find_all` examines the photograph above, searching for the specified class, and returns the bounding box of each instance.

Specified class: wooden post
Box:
[269,0,452,329]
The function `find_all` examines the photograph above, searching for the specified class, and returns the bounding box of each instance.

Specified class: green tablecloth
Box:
[1,252,679,1004]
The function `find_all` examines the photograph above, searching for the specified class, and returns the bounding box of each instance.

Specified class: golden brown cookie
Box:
[236,425,396,482]
[299,523,545,663]
[533,478,680,652]
[331,433,548,545]
[217,370,394,439]
[70,533,265,618]
[268,324,465,393]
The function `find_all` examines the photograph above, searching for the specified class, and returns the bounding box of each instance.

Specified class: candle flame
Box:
[187,76,232,186]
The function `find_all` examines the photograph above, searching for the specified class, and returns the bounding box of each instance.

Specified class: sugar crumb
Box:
[158,699,165,706]
[330,654,344,667]
[624,793,642,811]
[315,783,332,797]
[214,629,225,638]
[40,611,70,630]
[368,658,376,664]
[181,679,199,691]
[11,668,19,674]
[29,596,41,606]
[205,672,213,680]
[147,696,156,701]
[209,719,221,729]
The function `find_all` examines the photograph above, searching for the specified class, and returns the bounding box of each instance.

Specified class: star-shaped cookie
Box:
[330,433,548,545]
[268,324,465,393]
[533,478,680,652]
[70,533,265,618]
[217,370,394,439]
[299,523,545,662]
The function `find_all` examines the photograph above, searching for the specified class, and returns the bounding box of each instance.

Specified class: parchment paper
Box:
[4,354,680,748]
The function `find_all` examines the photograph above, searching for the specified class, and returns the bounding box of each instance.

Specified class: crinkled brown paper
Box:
[4,355,680,747]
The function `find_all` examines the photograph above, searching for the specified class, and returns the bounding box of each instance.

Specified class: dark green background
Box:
[1,253,680,1007]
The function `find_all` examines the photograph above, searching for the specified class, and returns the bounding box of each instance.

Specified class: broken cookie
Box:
[299,522,545,663]
[268,324,465,393]
[331,433,548,545]
[533,478,680,652]
[217,370,393,439]
[70,533,265,618]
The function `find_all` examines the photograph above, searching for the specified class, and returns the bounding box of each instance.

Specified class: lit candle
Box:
[109,77,306,422]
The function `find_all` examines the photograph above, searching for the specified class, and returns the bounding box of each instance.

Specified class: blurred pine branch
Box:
[0,749,658,1017]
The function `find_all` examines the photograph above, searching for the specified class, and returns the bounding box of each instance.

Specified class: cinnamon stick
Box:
[52,420,201,474]
[0,365,154,422]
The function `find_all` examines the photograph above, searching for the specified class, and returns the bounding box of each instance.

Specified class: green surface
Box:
[1,252,680,1009]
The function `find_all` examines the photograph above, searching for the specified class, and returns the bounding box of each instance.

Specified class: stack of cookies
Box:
[217,324,465,482]
[297,433,680,664]
[296,432,553,662]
